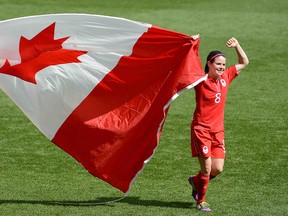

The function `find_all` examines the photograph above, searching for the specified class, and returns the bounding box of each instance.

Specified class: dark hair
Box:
[204,50,225,73]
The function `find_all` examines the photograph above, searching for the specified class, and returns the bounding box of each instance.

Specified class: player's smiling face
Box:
[208,56,226,79]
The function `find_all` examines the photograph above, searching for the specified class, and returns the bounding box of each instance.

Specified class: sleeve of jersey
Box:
[227,65,238,84]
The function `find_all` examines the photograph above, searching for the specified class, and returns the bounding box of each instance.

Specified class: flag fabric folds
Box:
[0,14,205,193]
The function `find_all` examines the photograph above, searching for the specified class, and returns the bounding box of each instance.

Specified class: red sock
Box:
[195,172,210,204]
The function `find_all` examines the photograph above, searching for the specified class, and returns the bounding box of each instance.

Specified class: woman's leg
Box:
[198,156,212,175]
[210,158,225,179]
[195,156,211,203]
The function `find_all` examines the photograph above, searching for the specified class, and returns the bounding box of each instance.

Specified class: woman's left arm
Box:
[226,37,249,73]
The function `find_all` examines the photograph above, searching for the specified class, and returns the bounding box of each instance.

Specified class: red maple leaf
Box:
[0,22,87,84]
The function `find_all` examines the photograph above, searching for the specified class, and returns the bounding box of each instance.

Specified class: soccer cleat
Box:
[196,202,212,212]
[188,176,198,201]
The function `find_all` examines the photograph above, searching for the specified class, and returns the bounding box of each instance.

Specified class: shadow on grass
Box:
[0,196,193,209]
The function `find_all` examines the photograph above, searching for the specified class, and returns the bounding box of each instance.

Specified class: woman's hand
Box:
[226,37,239,48]
[191,34,200,40]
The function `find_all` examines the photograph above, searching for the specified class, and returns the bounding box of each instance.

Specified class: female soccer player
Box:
[188,36,249,212]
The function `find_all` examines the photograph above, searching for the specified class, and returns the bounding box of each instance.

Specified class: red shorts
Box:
[191,128,226,158]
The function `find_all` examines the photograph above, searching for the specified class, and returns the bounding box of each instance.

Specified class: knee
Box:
[211,158,225,177]
[198,157,213,175]
[211,166,223,177]
[200,164,212,175]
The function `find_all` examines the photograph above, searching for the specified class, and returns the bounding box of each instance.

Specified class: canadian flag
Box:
[0,14,205,193]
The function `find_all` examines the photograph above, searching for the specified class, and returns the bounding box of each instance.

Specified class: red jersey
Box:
[192,66,237,132]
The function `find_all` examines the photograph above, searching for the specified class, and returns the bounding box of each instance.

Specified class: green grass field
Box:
[0,0,287,215]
